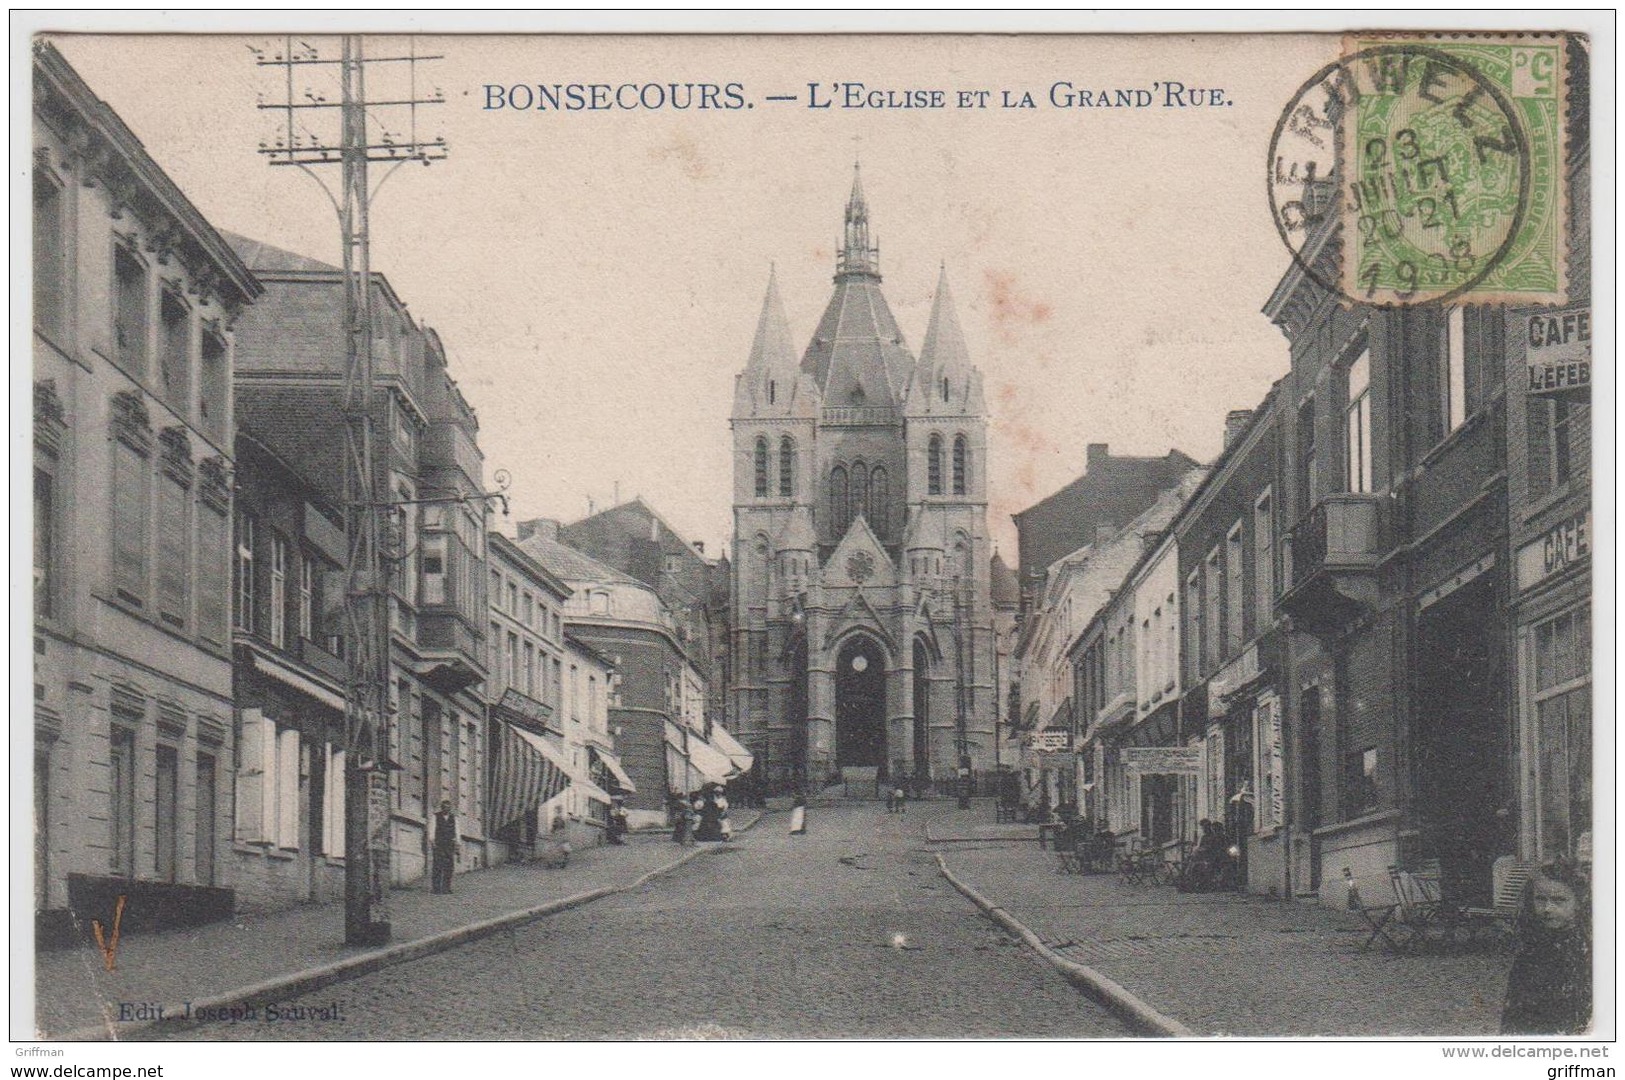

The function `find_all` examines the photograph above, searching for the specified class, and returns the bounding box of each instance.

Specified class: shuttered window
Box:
[157,474,189,628]
[197,507,229,646]
[112,437,149,605]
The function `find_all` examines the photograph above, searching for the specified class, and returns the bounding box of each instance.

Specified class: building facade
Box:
[228,236,493,889]
[730,170,998,792]
[32,43,261,937]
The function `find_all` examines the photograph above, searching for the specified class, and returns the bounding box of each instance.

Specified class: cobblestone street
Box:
[159,804,1128,1040]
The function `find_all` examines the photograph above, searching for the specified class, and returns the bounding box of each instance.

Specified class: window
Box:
[234,511,256,632]
[1442,307,1466,435]
[1203,547,1222,673]
[868,466,889,536]
[34,467,54,619]
[508,581,518,616]
[753,438,769,497]
[570,665,581,724]
[157,471,190,628]
[941,375,950,402]
[927,435,943,495]
[113,243,148,373]
[589,590,610,616]
[112,436,150,606]
[299,556,314,641]
[269,533,288,647]
[1551,398,1576,488]
[1296,397,1318,518]
[1343,747,1379,816]
[1345,349,1372,493]
[522,592,534,627]
[491,570,502,610]
[199,326,228,441]
[767,379,776,405]
[524,642,536,697]
[1254,489,1275,619]
[421,534,447,605]
[508,632,520,688]
[953,435,969,495]
[155,744,179,882]
[195,751,218,884]
[109,723,137,876]
[198,506,229,646]
[159,288,190,405]
[1184,571,1202,683]
[1226,521,1245,655]
[1532,606,1591,861]
[779,436,796,498]
[851,462,870,527]
[829,465,849,536]
[33,171,66,337]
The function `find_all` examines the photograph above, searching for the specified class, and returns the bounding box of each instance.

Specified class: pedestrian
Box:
[1501,860,1592,1035]
[717,790,733,841]
[790,792,808,836]
[670,791,688,845]
[892,785,906,815]
[431,799,457,894]
[686,792,702,847]
[885,785,896,813]
[607,798,629,845]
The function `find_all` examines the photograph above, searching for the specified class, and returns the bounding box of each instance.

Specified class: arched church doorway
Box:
[835,636,887,768]
[912,639,931,781]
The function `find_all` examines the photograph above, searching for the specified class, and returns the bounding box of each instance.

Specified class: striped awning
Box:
[590,747,637,794]
[708,724,755,773]
[687,737,738,786]
[489,723,571,831]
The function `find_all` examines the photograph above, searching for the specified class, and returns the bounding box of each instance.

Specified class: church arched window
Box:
[753,438,768,497]
[869,466,889,537]
[768,379,776,405]
[851,461,869,527]
[829,465,849,537]
[927,434,943,495]
[779,436,796,498]
[953,435,969,495]
[941,375,950,402]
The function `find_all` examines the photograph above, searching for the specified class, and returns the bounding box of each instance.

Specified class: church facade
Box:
[729,171,997,792]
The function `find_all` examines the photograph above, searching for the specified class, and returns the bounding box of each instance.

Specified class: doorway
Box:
[835,636,887,768]
[1414,575,1506,905]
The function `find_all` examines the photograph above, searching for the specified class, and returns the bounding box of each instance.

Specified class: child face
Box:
[1532,878,1580,933]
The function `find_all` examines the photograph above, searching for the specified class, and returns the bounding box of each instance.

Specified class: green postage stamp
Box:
[1340,34,1569,306]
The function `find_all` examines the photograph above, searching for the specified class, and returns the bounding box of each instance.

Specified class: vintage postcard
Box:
[17,14,1610,1061]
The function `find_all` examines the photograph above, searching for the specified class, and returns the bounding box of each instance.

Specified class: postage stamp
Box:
[1269,33,1569,307]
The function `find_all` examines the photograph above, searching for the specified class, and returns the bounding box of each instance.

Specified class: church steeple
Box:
[733,263,814,418]
[836,162,880,281]
[908,264,985,416]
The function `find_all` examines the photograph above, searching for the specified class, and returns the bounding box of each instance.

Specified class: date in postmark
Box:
[1270,34,1568,307]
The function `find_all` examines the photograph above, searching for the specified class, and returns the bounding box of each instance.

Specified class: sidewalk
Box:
[36,813,758,1039]
[926,805,1511,1036]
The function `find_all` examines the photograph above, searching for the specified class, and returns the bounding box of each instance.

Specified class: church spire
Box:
[746,263,797,374]
[836,161,880,281]
[919,264,971,375]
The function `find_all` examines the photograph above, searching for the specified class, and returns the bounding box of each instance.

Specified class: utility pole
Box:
[255,35,447,946]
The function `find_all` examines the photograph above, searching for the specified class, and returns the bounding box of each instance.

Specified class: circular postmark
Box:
[1268,43,1531,307]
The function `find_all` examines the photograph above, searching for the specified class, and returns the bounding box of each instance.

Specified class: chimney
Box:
[692,540,705,556]
[1224,409,1254,449]
[517,518,560,543]
[1086,443,1109,470]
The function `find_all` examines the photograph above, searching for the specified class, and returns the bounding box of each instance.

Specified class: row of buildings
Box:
[1012,51,1592,907]
[31,44,746,938]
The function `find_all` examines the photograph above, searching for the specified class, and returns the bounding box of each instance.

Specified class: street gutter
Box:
[934,852,1193,1038]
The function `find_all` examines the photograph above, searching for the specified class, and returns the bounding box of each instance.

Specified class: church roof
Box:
[907,266,984,415]
[800,167,916,409]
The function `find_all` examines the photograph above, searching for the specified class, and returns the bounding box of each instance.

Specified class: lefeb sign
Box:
[1517,510,1590,593]
[1122,746,1204,775]
[1526,307,1590,398]
[1026,729,1072,753]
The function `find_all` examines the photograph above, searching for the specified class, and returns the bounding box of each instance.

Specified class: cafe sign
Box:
[1122,746,1204,776]
[1526,307,1590,398]
[1026,729,1073,753]
[1517,510,1590,593]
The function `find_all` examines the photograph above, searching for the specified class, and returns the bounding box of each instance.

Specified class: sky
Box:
[48,32,1340,559]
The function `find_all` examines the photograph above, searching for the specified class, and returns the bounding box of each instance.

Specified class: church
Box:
[729,169,997,793]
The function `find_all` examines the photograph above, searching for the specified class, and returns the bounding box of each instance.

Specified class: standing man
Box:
[432,799,458,894]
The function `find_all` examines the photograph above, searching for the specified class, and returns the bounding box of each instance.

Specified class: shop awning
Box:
[489,723,571,831]
[686,737,738,786]
[708,724,755,773]
[590,747,637,794]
